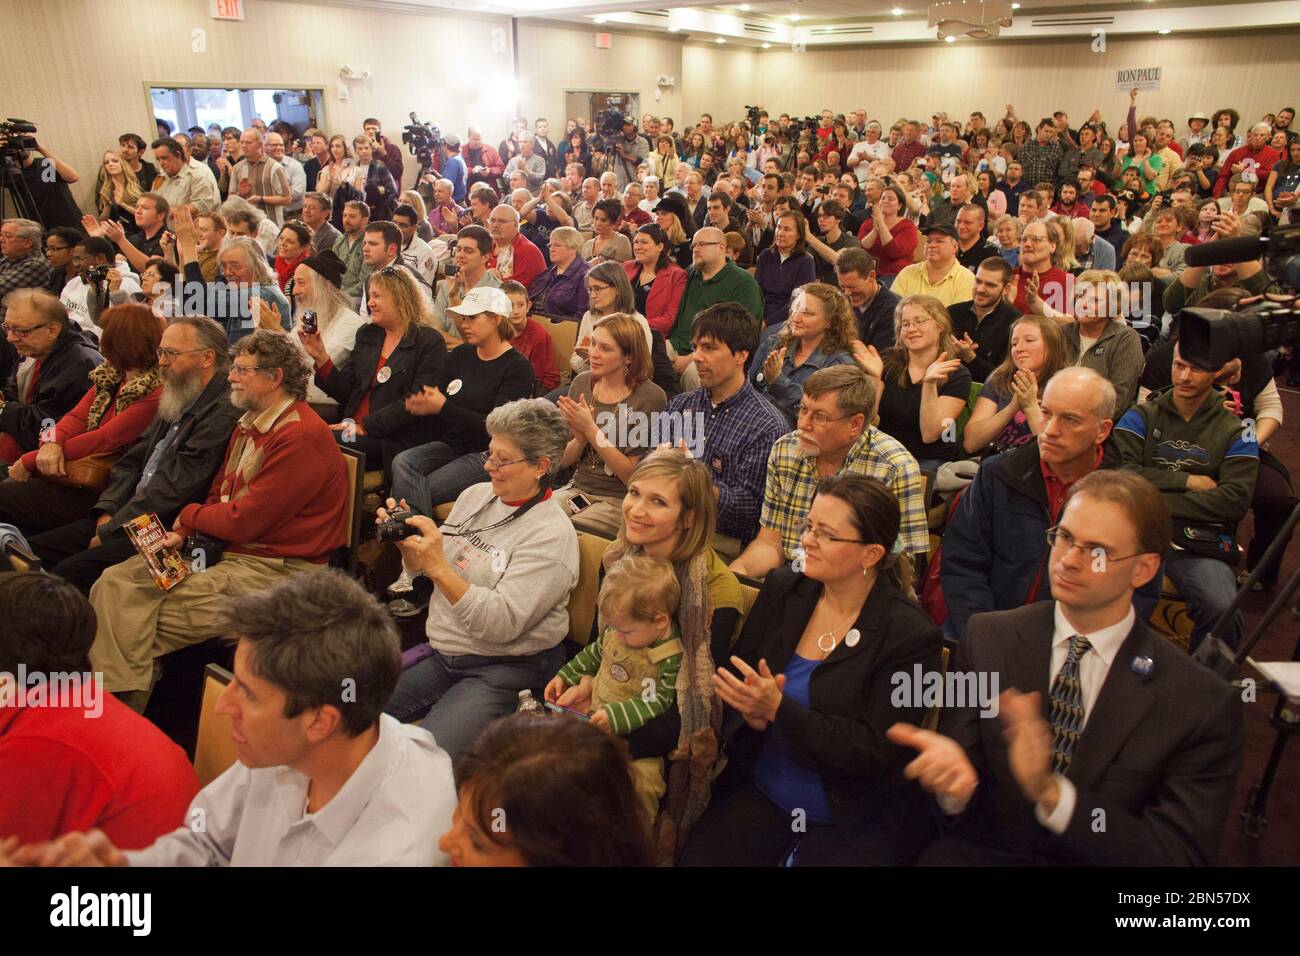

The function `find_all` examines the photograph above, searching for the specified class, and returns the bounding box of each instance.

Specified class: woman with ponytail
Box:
[680,474,942,866]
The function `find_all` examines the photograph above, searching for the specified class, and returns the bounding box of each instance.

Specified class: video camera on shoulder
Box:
[1179,222,1300,369]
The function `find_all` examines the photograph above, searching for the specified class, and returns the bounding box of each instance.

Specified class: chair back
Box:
[194,663,239,787]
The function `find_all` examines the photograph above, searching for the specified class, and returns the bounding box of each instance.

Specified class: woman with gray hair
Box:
[379,397,579,759]
[527,226,589,321]
[220,195,279,256]
[170,206,291,343]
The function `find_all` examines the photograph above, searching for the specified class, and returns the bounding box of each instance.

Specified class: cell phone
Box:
[301,310,318,334]
[568,492,593,514]
[544,701,590,720]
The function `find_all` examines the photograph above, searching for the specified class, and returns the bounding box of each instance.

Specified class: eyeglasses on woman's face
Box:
[796,519,863,545]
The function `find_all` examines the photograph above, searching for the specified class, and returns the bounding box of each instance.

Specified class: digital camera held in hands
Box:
[376,509,419,542]
[301,310,318,334]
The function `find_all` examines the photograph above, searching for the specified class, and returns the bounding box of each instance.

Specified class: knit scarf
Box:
[84,364,163,432]
[603,541,717,863]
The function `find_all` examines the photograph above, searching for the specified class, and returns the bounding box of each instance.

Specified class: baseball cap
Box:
[448,286,512,317]
[924,221,959,240]
[444,133,462,149]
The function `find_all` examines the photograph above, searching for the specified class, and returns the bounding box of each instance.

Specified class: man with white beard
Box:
[287,250,365,420]
[25,316,241,593]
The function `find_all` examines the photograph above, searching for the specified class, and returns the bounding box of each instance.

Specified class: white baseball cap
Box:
[448,285,512,317]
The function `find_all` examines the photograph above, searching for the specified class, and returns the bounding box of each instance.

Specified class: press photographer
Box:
[0,119,81,229]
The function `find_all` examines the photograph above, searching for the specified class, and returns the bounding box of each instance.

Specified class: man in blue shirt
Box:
[440,135,468,204]
[665,303,787,556]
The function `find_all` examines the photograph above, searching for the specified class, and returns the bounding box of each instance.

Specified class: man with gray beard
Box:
[26,316,240,593]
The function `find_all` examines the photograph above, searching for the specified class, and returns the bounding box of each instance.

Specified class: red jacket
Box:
[379,136,405,188]
[489,232,546,289]
[465,142,505,183]
[625,260,687,335]
[857,216,919,277]
[510,318,559,392]
[0,682,197,848]
[19,380,161,471]
[1213,144,1280,197]
[1051,200,1091,219]
[178,399,347,563]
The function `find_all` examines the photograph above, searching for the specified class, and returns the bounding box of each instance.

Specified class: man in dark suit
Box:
[890,470,1242,865]
[27,317,240,592]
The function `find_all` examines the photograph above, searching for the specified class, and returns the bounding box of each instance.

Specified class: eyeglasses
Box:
[157,347,210,360]
[45,243,71,252]
[796,519,864,545]
[691,241,722,249]
[898,316,934,331]
[480,451,528,471]
[1045,526,1143,564]
[2,321,53,338]
[586,283,612,294]
[796,403,850,426]
[229,364,266,377]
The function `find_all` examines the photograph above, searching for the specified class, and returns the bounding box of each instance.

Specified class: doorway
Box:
[563,90,641,130]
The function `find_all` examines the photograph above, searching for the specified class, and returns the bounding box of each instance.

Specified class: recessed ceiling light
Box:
[944,34,956,42]
[739,2,751,9]
[668,24,680,31]
[594,16,606,23]
[1011,1,1020,7]
[762,41,771,48]
[891,6,904,14]
[715,36,727,42]
[789,13,801,21]
[1158,27,1171,33]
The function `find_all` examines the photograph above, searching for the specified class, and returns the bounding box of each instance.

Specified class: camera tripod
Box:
[1193,497,1300,839]
[0,154,39,222]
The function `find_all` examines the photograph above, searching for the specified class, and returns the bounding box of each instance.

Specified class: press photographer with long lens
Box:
[609,115,649,190]
[0,120,81,230]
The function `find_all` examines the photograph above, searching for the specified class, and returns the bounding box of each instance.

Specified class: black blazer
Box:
[1,329,103,453]
[315,322,446,445]
[934,601,1242,866]
[95,373,241,541]
[717,567,942,857]
[337,162,399,222]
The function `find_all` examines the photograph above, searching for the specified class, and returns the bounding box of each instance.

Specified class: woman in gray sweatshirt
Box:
[382,398,579,759]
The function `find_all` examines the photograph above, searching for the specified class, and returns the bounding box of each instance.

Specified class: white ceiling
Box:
[355,0,1300,43]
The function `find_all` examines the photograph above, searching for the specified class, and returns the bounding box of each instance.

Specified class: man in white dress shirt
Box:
[20,571,457,867]
[889,470,1242,865]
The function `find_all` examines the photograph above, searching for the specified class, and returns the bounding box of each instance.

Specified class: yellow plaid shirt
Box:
[760,427,930,559]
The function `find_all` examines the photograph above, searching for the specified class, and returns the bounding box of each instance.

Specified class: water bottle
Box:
[516,689,544,715]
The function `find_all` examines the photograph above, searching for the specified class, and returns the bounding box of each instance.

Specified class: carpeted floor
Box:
[1218,383,1300,866]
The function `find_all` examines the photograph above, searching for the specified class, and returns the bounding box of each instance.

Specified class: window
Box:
[147,87,323,139]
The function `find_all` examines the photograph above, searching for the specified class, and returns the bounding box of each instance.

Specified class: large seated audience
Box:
[2,87,1298,870]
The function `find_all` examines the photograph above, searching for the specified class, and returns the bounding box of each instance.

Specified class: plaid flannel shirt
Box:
[760,426,930,559]
[666,382,787,542]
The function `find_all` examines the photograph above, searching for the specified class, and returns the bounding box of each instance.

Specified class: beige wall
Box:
[1,0,513,209]
[3,0,1296,218]
[681,29,1300,134]
[516,21,686,133]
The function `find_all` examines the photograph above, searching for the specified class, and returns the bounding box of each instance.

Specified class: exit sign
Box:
[210,0,245,20]
[595,32,612,49]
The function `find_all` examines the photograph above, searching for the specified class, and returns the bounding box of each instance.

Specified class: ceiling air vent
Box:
[1030,15,1115,27]
[809,24,874,36]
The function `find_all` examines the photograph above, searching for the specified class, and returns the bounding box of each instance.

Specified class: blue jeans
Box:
[385,645,568,760]
[1163,551,1242,651]
[390,441,487,517]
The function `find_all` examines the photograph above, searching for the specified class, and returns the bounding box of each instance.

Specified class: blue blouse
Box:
[751,653,832,824]
[750,324,855,428]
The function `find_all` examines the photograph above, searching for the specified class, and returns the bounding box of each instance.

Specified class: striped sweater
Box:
[557,625,683,735]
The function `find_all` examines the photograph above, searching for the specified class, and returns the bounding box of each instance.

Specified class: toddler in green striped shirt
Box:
[545,556,683,823]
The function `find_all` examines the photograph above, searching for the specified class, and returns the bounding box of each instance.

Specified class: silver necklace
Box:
[815,612,858,656]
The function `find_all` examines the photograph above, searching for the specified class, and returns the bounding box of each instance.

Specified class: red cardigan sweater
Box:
[624,259,687,335]
[856,216,919,277]
[18,381,161,470]
[177,398,347,563]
